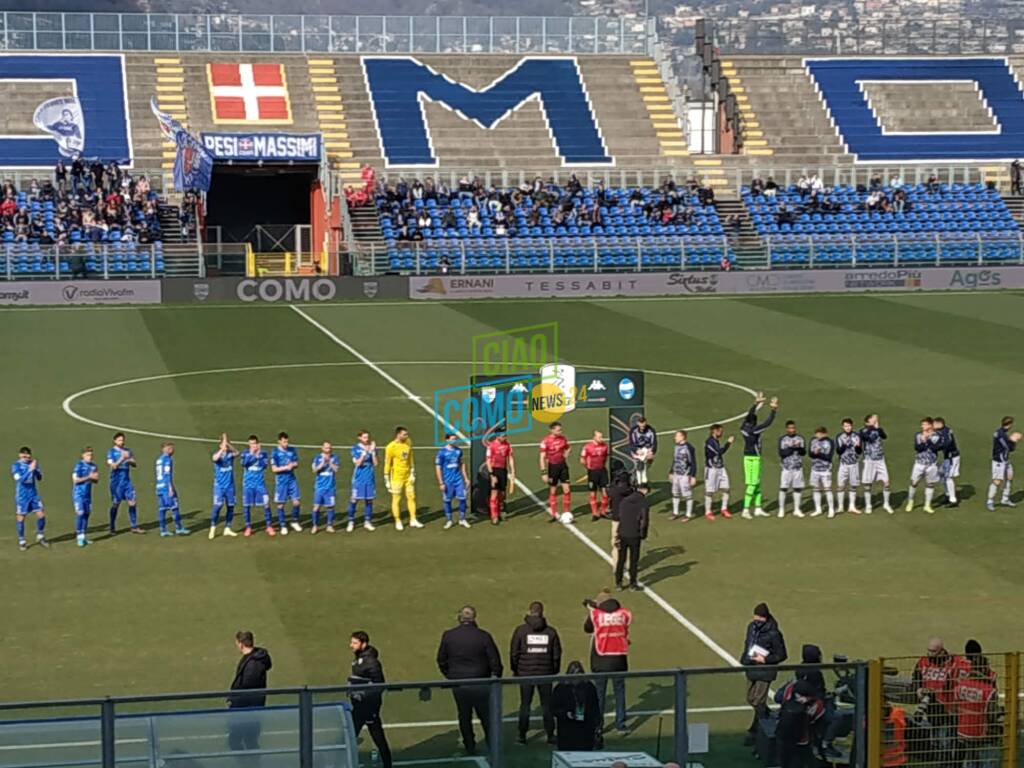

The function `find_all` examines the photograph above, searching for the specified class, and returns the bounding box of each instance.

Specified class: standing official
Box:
[437,606,503,756]
[615,487,649,591]
[510,601,562,745]
[581,430,611,520]
[227,630,273,753]
[348,631,393,768]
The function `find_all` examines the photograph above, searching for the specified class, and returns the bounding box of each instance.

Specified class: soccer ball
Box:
[635,447,650,462]
[559,511,575,525]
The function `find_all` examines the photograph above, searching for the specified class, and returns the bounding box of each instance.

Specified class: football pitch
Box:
[4,291,1024,763]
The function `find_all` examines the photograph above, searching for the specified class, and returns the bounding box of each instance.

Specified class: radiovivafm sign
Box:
[410,267,1024,299]
[0,280,161,306]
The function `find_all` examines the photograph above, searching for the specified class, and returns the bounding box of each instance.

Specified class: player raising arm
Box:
[311,441,339,534]
[108,432,143,535]
[384,426,421,531]
[906,417,942,514]
[485,431,515,524]
[12,447,46,551]
[540,422,572,523]
[835,418,863,515]
[347,430,377,533]
[436,434,471,530]
[72,447,99,547]
[987,416,1020,511]
[932,417,959,508]
[271,432,301,535]
[703,424,734,520]
[669,430,698,520]
[210,434,238,539]
[581,430,611,521]
[808,427,835,519]
[739,393,778,519]
[156,441,188,538]
[241,435,274,537]
[777,421,806,519]
[628,416,657,488]
[859,414,894,514]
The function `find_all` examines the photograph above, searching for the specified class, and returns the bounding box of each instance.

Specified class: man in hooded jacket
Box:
[348,631,393,768]
[510,601,562,744]
[228,630,273,752]
[740,603,787,746]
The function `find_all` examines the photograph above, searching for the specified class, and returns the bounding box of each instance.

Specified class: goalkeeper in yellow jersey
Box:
[384,426,422,530]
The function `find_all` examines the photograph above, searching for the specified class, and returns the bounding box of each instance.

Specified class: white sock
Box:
[704,496,713,514]
[672,497,680,516]
[813,491,822,513]
[864,490,873,512]
[907,485,916,504]
[945,478,957,502]
[721,493,730,511]
[685,499,693,517]
[778,491,786,515]
[1002,481,1012,503]
[793,491,802,511]
[826,492,835,515]
[883,488,891,506]
[924,486,934,507]
[988,483,998,501]
[637,466,648,486]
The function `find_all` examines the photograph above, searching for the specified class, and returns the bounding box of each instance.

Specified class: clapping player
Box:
[436,434,471,529]
[210,434,238,539]
[240,435,274,537]
[540,422,572,522]
[703,424,734,520]
[777,421,806,518]
[11,446,46,550]
[107,432,143,535]
[271,432,301,535]
[987,416,1020,511]
[72,446,99,547]
[808,427,835,518]
[835,419,863,514]
[347,430,377,533]
[739,393,778,519]
[156,441,188,537]
[311,441,339,534]
[932,417,960,507]
[906,418,941,514]
[860,414,894,514]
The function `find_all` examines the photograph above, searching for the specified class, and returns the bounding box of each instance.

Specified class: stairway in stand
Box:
[714,199,767,269]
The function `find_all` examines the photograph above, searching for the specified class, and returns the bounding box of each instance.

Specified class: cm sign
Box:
[236,278,337,303]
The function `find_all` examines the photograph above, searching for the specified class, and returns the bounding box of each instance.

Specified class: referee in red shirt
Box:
[540,422,572,521]
[485,432,515,524]
[580,430,610,520]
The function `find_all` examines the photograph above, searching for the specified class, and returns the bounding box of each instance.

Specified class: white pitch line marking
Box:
[290,305,742,667]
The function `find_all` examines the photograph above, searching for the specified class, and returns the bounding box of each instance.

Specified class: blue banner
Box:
[201,132,322,162]
[151,98,213,192]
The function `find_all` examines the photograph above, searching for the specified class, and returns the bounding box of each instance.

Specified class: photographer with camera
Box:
[584,590,632,740]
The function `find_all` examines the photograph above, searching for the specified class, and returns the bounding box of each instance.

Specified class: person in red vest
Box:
[584,590,631,741]
[954,653,999,768]
[881,704,908,768]
[912,636,958,755]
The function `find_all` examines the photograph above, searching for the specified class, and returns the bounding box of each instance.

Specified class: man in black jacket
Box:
[227,630,273,752]
[740,603,787,746]
[607,471,632,574]
[615,487,649,590]
[510,601,562,745]
[348,631,393,768]
[437,605,503,755]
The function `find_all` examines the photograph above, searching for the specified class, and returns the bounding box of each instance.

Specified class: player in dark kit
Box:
[485,432,515,524]
[932,416,959,507]
[539,422,572,522]
[580,430,610,520]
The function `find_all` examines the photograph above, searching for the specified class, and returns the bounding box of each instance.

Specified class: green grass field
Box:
[4,291,1024,765]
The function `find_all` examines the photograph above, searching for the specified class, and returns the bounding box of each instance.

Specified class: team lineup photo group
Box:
[12,391,1021,550]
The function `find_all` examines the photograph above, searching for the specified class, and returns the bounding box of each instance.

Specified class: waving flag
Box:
[150,97,213,192]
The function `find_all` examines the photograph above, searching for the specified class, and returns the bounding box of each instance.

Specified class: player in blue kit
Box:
[347,430,377,533]
[72,447,99,547]
[271,432,301,535]
[435,434,471,530]
[107,432,144,535]
[209,434,239,539]
[155,442,188,537]
[241,435,274,537]
[12,446,47,551]
[311,441,340,534]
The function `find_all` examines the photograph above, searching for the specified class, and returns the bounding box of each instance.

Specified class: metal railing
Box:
[0,244,183,280]
[0,11,652,55]
[0,662,867,768]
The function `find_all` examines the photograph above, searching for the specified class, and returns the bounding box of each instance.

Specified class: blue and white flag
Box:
[33,96,85,158]
[150,97,213,192]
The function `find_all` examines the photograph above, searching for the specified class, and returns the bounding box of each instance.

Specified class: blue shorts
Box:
[16,494,43,515]
[443,480,467,502]
[274,476,299,503]
[157,493,178,511]
[73,497,92,516]
[313,490,336,508]
[243,487,269,507]
[213,485,236,506]
[111,482,136,504]
[350,480,376,501]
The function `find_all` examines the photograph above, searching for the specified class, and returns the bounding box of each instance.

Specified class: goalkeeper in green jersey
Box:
[740,393,779,519]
